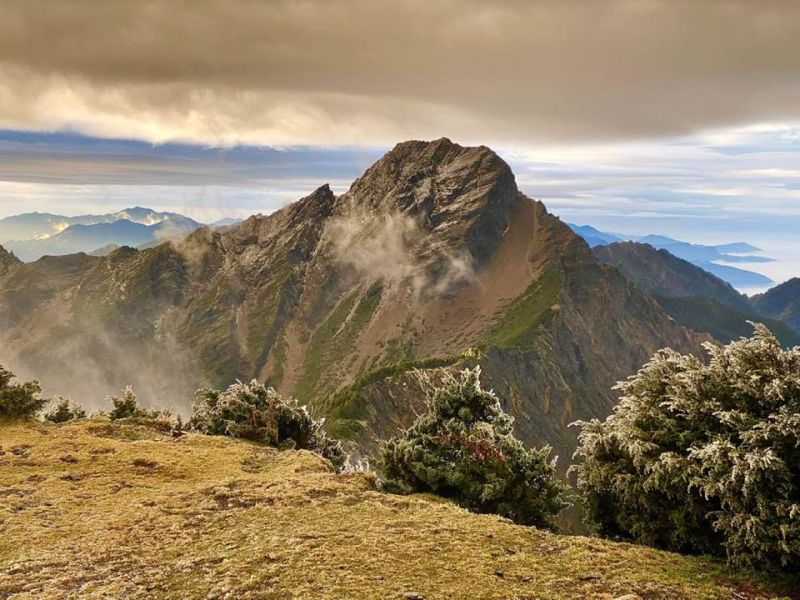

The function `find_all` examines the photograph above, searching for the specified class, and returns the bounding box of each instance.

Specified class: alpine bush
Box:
[572,324,800,570]
[191,380,346,471]
[108,385,150,420]
[378,366,566,528]
[44,397,86,423]
[0,365,47,419]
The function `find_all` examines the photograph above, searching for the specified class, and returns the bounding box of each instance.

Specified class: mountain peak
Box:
[339,139,518,267]
[377,137,500,174]
[0,244,21,274]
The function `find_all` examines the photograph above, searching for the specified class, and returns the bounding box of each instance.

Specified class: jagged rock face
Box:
[752,278,800,334]
[0,246,195,408]
[338,138,517,269]
[0,139,703,460]
[0,252,99,331]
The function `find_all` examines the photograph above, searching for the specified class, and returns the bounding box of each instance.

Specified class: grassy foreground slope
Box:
[0,419,792,600]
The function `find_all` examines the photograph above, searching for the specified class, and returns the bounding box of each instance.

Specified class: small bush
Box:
[44,397,86,423]
[191,380,346,471]
[108,386,152,420]
[377,366,566,528]
[0,365,47,419]
[572,324,800,570]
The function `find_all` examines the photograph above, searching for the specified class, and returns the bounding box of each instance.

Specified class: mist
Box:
[325,209,475,298]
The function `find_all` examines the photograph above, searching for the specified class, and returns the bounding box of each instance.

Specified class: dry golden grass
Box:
[0,418,794,599]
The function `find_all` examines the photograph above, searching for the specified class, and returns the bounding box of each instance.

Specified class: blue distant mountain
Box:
[0,207,194,243]
[3,209,202,261]
[635,235,773,266]
[693,261,772,287]
[568,224,774,288]
[714,242,762,254]
[567,224,624,247]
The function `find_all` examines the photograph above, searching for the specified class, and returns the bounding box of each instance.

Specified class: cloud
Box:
[509,124,800,241]
[2,1,800,146]
[325,209,475,297]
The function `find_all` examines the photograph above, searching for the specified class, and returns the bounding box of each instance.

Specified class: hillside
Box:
[0,418,792,600]
[752,278,800,334]
[593,242,800,346]
[0,245,20,277]
[0,139,703,462]
[592,242,751,311]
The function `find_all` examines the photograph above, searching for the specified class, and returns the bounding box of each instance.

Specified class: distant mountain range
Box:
[593,242,800,346]
[0,207,184,241]
[0,207,241,262]
[569,224,773,287]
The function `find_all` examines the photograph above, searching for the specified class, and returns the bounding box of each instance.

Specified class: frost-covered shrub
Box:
[0,365,47,418]
[378,366,566,528]
[191,380,346,471]
[572,324,800,570]
[108,386,155,420]
[44,397,86,423]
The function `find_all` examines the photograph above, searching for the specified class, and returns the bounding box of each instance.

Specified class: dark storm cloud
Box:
[1,0,800,145]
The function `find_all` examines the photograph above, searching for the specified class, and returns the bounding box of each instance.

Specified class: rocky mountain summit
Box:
[0,139,703,459]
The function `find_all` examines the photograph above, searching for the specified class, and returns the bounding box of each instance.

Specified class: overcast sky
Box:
[0,0,799,281]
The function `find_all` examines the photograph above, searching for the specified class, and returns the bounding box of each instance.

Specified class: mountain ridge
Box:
[752,278,800,334]
[568,224,774,288]
[0,206,192,242]
[0,139,704,462]
[593,242,800,347]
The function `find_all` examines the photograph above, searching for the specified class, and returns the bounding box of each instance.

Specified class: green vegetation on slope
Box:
[483,271,562,349]
[294,283,383,402]
[573,325,800,571]
[379,367,566,528]
[1,418,794,599]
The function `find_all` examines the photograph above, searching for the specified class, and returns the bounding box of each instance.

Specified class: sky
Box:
[0,0,799,283]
